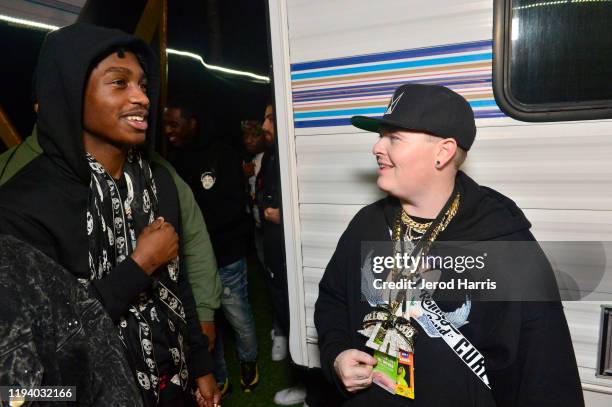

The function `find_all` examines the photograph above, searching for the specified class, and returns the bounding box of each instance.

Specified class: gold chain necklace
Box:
[427,194,460,243]
[401,212,432,234]
[395,194,460,241]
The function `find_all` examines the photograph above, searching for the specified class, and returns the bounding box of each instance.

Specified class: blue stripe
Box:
[294,110,504,128]
[470,100,498,108]
[295,101,499,119]
[474,110,506,118]
[291,40,492,72]
[294,101,498,120]
[294,107,386,119]
[294,88,399,102]
[295,118,355,128]
[292,53,492,81]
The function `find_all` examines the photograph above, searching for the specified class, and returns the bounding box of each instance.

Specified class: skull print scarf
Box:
[86,151,189,406]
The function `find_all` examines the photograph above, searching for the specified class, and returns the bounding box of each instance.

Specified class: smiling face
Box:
[372,129,438,202]
[163,107,197,147]
[82,51,149,148]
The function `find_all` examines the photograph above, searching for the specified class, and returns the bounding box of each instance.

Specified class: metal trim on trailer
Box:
[267,0,309,367]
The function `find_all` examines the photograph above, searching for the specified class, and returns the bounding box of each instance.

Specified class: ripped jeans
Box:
[212,258,258,383]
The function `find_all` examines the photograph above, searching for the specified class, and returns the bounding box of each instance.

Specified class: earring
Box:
[435,160,441,167]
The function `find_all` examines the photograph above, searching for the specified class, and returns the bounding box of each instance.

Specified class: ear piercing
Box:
[435,160,441,167]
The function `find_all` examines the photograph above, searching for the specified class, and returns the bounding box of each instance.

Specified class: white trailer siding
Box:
[268,0,612,403]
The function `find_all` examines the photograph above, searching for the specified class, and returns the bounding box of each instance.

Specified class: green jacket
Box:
[0,130,221,321]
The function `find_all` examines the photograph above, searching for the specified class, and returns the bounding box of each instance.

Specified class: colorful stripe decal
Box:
[291,40,505,128]
[291,53,493,81]
[291,41,492,71]
[24,0,81,14]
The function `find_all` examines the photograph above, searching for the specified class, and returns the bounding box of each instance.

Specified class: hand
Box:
[200,321,216,352]
[194,374,221,407]
[131,217,179,275]
[264,208,280,224]
[243,162,255,178]
[333,349,377,393]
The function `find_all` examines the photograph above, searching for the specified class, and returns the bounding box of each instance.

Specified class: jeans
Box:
[212,258,257,383]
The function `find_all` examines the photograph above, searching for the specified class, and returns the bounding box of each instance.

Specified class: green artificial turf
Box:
[217,258,303,407]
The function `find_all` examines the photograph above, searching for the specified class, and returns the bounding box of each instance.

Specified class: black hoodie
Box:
[168,128,249,268]
[314,171,583,406]
[0,23,212,384]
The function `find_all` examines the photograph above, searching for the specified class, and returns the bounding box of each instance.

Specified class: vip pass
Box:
[0,386,76,402]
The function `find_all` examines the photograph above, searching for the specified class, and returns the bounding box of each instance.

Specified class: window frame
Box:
[492,0,612,122]
[597,305,612,379]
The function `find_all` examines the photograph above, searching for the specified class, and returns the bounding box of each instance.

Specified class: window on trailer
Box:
[492,0,612,121]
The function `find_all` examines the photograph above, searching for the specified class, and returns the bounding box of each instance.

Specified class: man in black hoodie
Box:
[314,84,584,406]
[0,24,219,407]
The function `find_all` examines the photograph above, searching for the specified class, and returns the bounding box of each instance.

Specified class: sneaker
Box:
[240,361,259,392]
[271,329,288,361]
[273,386,306,405]
[217,379,231,398]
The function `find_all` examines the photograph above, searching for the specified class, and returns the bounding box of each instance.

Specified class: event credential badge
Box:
[358,300,416,399]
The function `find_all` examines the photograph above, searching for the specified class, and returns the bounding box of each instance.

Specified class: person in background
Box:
[164,99,259,394]
[260,103,342,407]
[241,119,266,267]
[257,103,290,363]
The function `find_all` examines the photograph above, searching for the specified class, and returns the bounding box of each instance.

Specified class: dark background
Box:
[0,0,271,154]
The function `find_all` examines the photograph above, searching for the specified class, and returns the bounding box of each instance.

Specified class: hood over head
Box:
[35,23,160,184]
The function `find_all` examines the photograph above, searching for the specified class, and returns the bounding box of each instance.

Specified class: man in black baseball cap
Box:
[314,84,583,405]
[352,84,475,215]
[351,83,476,151]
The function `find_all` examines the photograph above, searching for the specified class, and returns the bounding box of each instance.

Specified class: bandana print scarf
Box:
[85,151,188,406]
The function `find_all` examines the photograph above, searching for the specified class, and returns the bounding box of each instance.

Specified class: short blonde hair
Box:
[427,134,467,169]
[453,147,467,168]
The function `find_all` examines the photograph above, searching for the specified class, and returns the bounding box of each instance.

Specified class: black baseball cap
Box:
[351,84,476,151]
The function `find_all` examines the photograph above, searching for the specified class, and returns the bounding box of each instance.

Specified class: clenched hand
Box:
[264,208,280,224]
[131,217,179,275]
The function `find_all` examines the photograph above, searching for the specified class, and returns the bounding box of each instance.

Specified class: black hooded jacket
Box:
[168,132,249,268]
[314,171,584,406]
[0,24,212,384]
